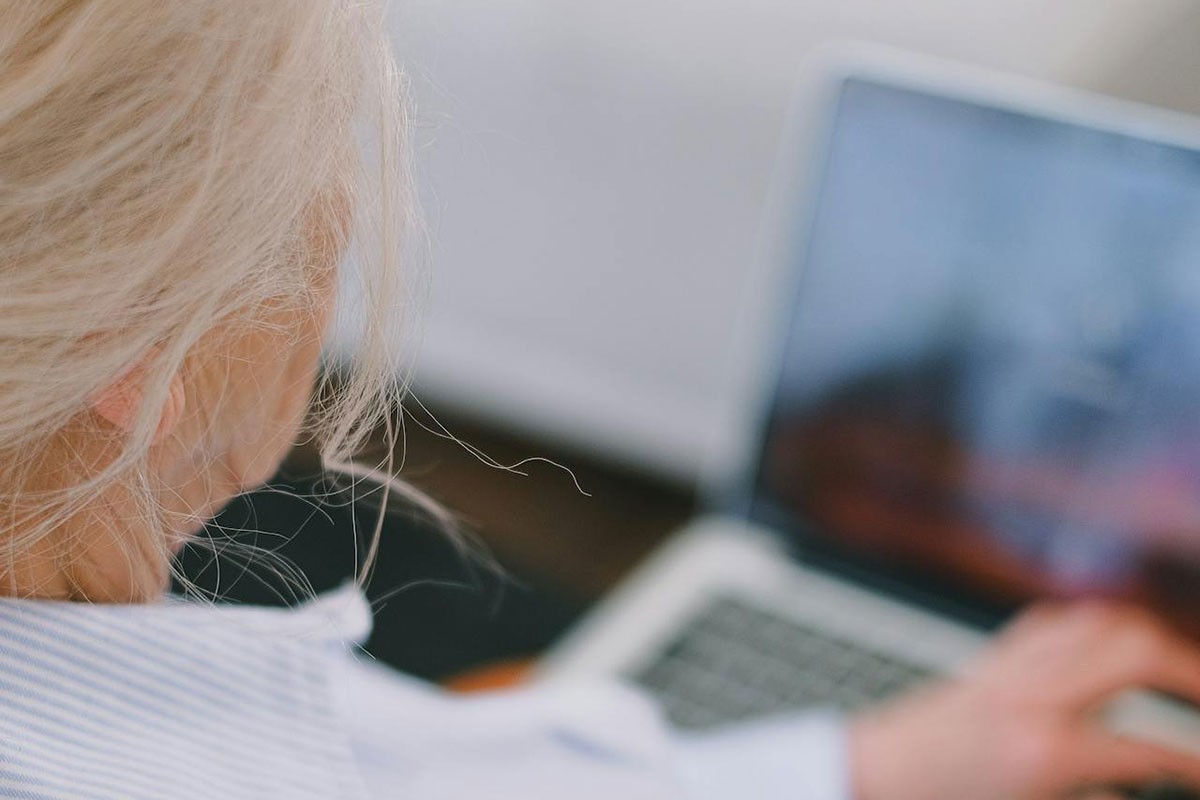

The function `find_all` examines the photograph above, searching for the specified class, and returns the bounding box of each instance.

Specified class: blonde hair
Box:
[0,0,422,598]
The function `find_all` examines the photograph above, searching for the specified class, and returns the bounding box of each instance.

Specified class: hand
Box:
[850,603,1200,800]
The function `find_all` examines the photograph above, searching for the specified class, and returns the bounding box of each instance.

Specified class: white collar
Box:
[0,583,373,799]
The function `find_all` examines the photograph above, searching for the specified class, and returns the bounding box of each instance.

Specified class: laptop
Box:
[539,46,1200,754]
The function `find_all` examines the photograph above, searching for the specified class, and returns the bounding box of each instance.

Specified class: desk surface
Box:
[389,403,696,600]
[177,402,693,681]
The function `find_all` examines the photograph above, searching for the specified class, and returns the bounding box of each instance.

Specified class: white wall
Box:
[373,0,1197,484]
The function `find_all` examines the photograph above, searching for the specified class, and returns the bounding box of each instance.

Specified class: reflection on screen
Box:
[751,78,1200,632]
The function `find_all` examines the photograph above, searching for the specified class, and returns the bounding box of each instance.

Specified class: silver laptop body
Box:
[540,45,1200,753]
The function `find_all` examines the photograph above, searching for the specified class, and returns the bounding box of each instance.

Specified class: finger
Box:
[1055,613,1200,712]
[990,602,1111,665]
[995,602,1066,642]
[967,603,1073,673]
[1070,733,1200,790]
[1008,602,1066,631]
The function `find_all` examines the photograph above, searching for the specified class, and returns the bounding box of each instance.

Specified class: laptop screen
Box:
[748,76,1200,630]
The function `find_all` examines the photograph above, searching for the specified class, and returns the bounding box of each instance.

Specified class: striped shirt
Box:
[0,584,848,799]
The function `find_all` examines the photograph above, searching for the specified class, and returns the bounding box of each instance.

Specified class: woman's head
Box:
[0,0,413,601]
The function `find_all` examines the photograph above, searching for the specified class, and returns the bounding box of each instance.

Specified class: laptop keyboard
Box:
[630,593,935,730]
[628,594,1200,799]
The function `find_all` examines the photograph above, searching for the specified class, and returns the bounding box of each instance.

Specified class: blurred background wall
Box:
[356,0,1200,487]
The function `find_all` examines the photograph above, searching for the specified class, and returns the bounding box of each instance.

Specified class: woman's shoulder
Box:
[0,584,374,799]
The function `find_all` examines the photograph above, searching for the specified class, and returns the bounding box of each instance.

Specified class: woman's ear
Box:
[88,358,186,443]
